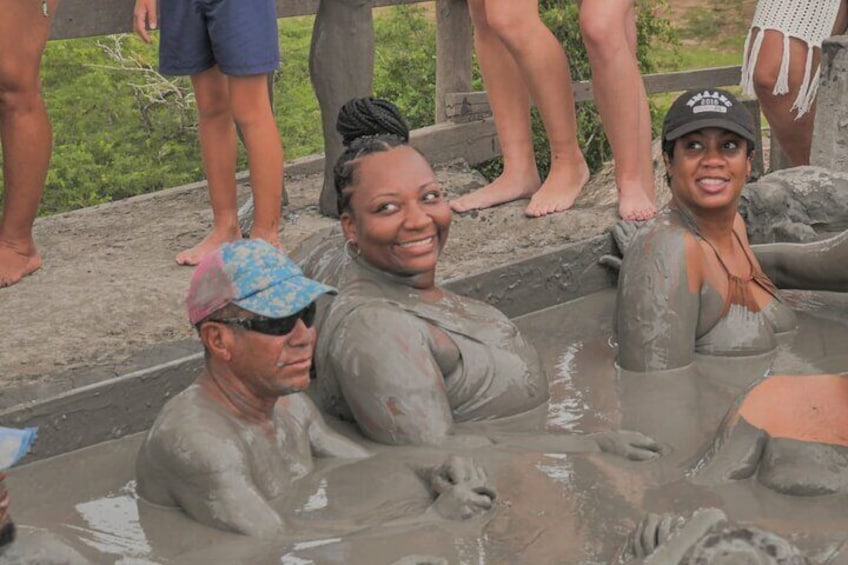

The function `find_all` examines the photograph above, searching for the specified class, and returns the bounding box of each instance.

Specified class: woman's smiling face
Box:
[665,127,753,214]
[341,145,451,286]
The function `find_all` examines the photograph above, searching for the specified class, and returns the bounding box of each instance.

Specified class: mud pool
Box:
[5,289,848,564]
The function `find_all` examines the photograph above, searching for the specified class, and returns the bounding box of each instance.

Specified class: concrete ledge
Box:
[2,234,617,463]
[445,234,616,318]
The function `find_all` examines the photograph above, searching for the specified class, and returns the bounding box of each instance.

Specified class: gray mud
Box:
[5,289,848,564]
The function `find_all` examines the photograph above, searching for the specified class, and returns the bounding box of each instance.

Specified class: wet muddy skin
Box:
[5,289,848,564]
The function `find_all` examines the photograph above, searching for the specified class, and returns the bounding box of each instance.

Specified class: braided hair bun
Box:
[336,97,409,147]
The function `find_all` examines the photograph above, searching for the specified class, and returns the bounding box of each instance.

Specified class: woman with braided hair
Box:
[299,98,660,460]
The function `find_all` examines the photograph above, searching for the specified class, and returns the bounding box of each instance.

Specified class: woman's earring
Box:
[344,239,361,257]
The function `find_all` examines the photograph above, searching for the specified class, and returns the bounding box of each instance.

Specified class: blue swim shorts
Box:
[159,0,280,77]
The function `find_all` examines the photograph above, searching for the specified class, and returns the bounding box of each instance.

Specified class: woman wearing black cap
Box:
[610,89,848,493]
[615,88,848,374]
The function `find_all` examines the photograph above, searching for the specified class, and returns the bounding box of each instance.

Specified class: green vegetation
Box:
[0,2,751,216]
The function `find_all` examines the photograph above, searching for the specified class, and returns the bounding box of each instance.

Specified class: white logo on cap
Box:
[686,90,732,114]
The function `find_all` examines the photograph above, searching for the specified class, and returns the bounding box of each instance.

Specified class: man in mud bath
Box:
[136,240,496,537]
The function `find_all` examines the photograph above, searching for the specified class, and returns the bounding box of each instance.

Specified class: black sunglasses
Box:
[209,302,317,336]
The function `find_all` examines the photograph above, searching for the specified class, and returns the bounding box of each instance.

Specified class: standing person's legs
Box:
[451,0,540,214]
[488,0,589,217]
[486,0,589,217]
[212,0,283,247]
[580,0,656,221]
[178,67,242,266]
[0,0,59,287]
[749,1,848,166]
[229,73,283,248]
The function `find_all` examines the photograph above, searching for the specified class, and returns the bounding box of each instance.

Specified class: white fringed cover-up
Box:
[741,0,843,117]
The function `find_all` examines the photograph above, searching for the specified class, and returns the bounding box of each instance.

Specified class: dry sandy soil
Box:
[0,155,671,407]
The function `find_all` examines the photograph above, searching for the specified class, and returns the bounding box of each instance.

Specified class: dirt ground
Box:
[0,154,671,407]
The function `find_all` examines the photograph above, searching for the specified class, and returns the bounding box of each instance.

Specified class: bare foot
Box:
[249,227,284,253]
[176,227,242,266]
[525,160,590,218]
[618,185,657,221]
[0,240,41,288]
[450,171,540,214]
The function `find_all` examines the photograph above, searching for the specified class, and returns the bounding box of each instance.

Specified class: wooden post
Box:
[436,0,473,124]
[768,135,792,173]
[811,35,848,173]
[741,99,764,180]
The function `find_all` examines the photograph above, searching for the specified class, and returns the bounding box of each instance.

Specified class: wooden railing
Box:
[50,1,764,194]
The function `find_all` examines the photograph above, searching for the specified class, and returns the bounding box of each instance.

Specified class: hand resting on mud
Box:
[484,429,662,462]
[599,220,650,271]
[590,430,663,461]
[426,455,496,520]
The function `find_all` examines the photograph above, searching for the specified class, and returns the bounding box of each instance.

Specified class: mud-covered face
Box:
[665,128,752,214]
[341,145,451,285]
[225,317,317,398]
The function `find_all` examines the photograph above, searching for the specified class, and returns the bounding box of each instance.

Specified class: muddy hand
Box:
[429,455,490,495]
[429,456,496,520]
[599,220,646,271]
[628,512,683,559]
[431,482,496,520]
[593,430,662,461]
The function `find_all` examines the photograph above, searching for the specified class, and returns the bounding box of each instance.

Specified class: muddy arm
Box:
[294,394,372,459]
[753,229,848,291]
[690,416,767,485]
[482,429,661,461]
[329,304,462,447]
[153,431,284,537]
[615,228,702,372]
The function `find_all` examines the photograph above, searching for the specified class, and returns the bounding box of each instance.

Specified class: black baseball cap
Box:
[662,88,756,145]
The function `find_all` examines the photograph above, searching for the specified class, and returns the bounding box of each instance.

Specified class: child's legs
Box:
[580,0,655,219]
[205,0,282,244]
[228,74,283,243]
[191,67,239,232]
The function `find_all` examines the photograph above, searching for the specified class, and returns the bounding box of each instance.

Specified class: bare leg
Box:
[177,67,241,266]
[454,0,589,217]
[580,0,656,220]
[752,4,848,166]
[229,73,284,248]
[451,0,540,213]
[0,0,60,287]
[310,0,374,218]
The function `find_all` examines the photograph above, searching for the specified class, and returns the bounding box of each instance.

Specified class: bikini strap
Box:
[670,208,779,314]
[733,229,781,301]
